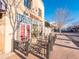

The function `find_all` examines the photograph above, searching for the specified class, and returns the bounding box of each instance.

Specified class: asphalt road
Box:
[64,33,79,42]
[64,33,79,47]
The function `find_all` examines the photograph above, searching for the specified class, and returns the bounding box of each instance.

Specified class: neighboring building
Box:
[0,0,44,55]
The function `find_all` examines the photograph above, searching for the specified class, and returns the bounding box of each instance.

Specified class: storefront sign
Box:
[16,13,32,24]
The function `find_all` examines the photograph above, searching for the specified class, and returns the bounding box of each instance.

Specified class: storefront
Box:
[15,13,32,55]
[14,12,44,55]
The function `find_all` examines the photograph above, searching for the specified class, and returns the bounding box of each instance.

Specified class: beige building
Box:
[0,0,44,55]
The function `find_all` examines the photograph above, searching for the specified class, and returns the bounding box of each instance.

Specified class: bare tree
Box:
[55,8,69,33]
[4,0,22,51]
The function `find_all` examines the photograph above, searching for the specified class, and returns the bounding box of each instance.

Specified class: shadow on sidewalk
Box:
[14,50,27,59]
[66,35,79,37]
[56,33,63,36]
[72,41,79,47]
[57,38,71,41]
[55,43,79,50]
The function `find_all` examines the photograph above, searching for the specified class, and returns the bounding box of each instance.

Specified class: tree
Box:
[45,21,50,27]
[55,8,69,33]
[4,0,22,51]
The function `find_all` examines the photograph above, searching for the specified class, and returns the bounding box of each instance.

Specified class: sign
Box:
[16,13,32,24]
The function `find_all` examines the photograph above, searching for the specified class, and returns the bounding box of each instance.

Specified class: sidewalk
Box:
[0,52,21,59]
[1,33,79,59]
[0,52,39,59]
[52,33,79,59]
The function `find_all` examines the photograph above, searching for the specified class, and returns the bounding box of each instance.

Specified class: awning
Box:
[0,0,7,13]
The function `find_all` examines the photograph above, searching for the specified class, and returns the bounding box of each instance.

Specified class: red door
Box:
[20,24,25,41]
[26,24,31,40]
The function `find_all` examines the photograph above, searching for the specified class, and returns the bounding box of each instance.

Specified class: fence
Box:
[14,39,30,58]
[30,33,56,59]
[14,33,56,59]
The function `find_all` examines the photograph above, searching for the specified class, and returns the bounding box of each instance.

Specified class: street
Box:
[65,33,79,42]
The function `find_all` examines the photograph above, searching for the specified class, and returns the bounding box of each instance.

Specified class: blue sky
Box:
[44,0,79,26]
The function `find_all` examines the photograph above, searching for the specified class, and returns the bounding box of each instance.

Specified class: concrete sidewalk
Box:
[52,33,79,59]
[0,52,21,59]
[0,52,39,59]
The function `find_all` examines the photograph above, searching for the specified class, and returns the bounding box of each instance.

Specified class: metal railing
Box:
[13,33,56,59]
[30,33,56,59]
[14,39,30,56]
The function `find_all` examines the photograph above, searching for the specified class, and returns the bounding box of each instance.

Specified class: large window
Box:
[32,24,38,37]
[16,23,31,41]
[24,0,32,9]
[24,0,28,8]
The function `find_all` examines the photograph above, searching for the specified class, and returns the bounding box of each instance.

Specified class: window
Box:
[38,8,42,17]
[24,0,32,9]
[24,0,28,7]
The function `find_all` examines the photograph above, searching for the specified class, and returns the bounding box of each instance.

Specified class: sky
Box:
[44,0,79,26]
